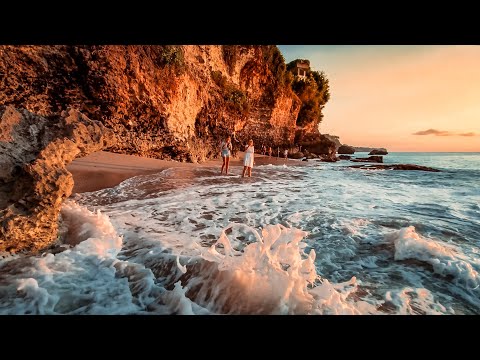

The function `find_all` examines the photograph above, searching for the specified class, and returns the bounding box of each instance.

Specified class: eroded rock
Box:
[0,106,114,253]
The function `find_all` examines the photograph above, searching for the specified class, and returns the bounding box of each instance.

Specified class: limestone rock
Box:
[0,45,305,162]
[0,106,114,253]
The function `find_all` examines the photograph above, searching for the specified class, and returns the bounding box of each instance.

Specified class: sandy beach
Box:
[67,151,303,193]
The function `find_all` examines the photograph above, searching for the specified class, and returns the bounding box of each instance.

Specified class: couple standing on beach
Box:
[220,137,254,177]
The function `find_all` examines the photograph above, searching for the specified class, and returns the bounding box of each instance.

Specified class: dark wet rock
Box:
[299,133,337,161]
[289,151,304,159]
[351,156,383,163]
[349,164,441,172]
[0,106,114,253]
[320,155,338,162]
[338,155,351,160]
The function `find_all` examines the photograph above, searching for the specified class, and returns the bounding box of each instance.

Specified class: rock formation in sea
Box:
[0,45,335,162]
[349,164,440,172]
[368,149,388,155]
[297,133,337,161]
[0,106,114,253]
[337,145,355,154]
[351,156,383,163]
[354,146,388,153]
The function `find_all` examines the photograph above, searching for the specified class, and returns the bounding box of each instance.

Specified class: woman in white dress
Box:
[242,139,254,177]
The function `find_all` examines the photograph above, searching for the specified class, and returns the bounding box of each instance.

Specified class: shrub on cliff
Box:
[156,45,186,74]
[211,70,250,115]
[286,61,330,128]
[263,46,289,86]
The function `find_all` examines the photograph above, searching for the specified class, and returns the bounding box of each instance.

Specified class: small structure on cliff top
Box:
[293,60,310,79]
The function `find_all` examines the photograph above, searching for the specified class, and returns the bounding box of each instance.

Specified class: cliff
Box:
[0,45,305,162]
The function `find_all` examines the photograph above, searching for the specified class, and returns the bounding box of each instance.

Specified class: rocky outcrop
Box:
[349,164,440,172]
[369,149,388,155]
[0,106,114,253]
[338,155,351,160]
[323,134,342,150]
[288,151,304,159]
[354,146,387,153]
[0,45,304,162]
[337,145,355,154]
[299,133,337,161]
[351,156,383,163]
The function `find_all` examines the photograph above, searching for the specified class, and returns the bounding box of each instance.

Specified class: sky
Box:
[278,45,480,152]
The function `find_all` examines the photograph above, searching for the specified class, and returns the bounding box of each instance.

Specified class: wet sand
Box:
[67,151,305,194]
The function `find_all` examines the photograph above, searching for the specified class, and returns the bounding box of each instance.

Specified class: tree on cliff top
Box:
[286,60,330,128]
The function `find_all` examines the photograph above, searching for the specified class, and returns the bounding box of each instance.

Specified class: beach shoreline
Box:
[67,151,306,194]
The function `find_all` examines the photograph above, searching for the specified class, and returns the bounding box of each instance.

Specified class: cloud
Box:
[413,129,453,136]
[412,129,478,137]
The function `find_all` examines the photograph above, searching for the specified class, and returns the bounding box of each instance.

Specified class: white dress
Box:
[244,145,254,167]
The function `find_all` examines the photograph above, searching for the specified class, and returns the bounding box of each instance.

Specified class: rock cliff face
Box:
[0,106,114,253]
[0,45,304,161]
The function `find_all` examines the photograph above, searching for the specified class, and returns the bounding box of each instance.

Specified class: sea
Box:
[1,152,479,315]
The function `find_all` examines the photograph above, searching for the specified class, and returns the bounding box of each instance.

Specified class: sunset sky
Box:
[278,45,480,152]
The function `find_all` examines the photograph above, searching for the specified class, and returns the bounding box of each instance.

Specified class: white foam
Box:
[0,202,140,314]
[183,223,371,314]
[2,156,478,314]
[385,287,453,315]
[391,226,480,304]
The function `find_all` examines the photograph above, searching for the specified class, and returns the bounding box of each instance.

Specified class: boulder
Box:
[369,149,388,155]
[337,145,355,154]
[0,106,115,253]
[338,155,351,160]
[289,151,304,159]
[320,154,338,162]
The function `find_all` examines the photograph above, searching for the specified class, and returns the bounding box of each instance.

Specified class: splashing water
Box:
[1,152,479,314]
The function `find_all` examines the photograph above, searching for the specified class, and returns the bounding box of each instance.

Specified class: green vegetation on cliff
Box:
[286,59,330,128]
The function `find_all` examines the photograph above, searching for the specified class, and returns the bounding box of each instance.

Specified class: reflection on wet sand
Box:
[78,164,310,206]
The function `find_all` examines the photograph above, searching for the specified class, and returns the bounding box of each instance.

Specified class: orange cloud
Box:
[413,129,452,136]
[413,129,478,137]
